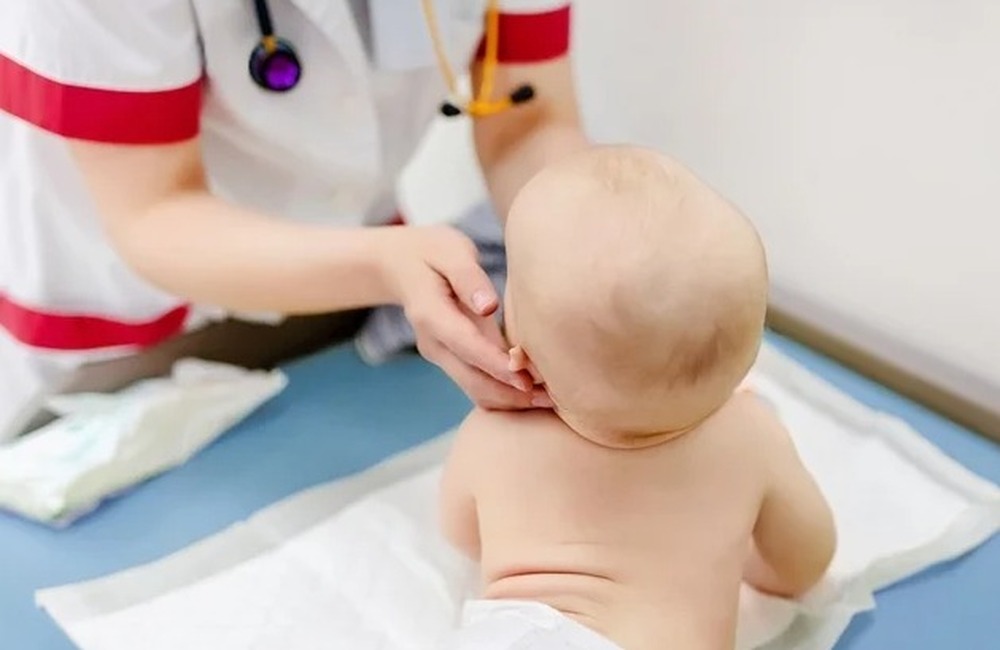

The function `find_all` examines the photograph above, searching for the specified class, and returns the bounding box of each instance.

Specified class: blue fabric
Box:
[1,333,997,648]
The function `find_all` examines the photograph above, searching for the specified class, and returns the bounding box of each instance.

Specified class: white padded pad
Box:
[36,344,1000,650]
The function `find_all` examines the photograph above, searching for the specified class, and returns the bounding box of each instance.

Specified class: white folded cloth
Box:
[36,343,1000,650]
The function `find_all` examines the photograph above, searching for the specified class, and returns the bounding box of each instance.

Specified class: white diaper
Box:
[443,599,623,650]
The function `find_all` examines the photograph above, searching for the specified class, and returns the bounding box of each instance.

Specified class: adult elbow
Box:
[69,138,206,269]
[103,194,202,294]
[103,202,165,279]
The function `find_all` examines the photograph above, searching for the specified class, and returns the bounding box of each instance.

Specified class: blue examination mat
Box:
[2,333,998,649]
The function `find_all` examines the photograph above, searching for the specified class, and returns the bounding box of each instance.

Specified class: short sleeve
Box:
[0,0,203,144]
[478,0,572,64]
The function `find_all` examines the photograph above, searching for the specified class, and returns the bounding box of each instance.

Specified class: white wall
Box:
[401,0,1000,408]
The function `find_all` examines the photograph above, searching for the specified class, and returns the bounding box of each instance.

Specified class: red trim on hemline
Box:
[0,294,189,351]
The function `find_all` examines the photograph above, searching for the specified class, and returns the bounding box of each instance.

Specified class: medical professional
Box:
[0,0,587,439]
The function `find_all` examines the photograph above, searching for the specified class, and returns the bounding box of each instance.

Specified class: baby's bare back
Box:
[465,397,768,650]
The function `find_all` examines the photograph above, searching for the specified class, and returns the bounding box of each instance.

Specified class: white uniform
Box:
[0,0,572,439]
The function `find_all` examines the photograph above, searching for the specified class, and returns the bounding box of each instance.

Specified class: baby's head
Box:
[504,146,768,445]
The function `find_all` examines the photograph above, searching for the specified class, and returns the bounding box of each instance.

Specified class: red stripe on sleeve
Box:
[0,295,189,351]
[0,52,202,144]
[476,6,572,64]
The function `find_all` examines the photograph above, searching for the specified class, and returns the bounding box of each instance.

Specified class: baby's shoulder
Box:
[717,389,772,419]
[457,407,569,445]
[701,391,778,446]
[452,408,580,475]
[704,390,790,454]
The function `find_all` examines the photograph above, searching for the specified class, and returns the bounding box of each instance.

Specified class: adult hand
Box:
[378,225,552,410]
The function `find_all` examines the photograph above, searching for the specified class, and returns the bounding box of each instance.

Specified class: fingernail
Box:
[472,290,494,314]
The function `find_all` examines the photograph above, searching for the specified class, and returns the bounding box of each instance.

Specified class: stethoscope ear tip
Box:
[510,84,535,104]
[439,102,463,117]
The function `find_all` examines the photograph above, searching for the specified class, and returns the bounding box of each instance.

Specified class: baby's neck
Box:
[559,417,701,450]
[555,394,747,450]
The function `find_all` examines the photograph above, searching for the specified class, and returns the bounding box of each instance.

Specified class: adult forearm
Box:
[471,54,588,222]
[113,191,394,315]
[476,119,588,221]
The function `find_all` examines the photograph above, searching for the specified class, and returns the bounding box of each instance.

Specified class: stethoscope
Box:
[249,0,535,117]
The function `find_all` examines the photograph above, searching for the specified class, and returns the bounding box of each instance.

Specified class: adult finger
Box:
[528,386,555,409]
[461,301,536,388]
[412,285,529,391]
[436,352,536,410]
[461,292,541,386]
[429,238,499,317]
[428,333,553,410]
[404,260,523,390]
[468,303,508,349]
[439,311,532,391]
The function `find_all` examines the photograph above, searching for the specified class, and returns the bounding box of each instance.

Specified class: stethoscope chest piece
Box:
[249,0,302,92]
[248,0,534,110]
[249,37,302,92]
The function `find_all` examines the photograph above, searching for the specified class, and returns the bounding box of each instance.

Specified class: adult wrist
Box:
[336,225,406,308]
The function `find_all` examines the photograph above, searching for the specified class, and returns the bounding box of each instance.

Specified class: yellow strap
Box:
[479,0,500,104]
[420,0,458,95]
[467,97,510,117]
[420,0,503,117]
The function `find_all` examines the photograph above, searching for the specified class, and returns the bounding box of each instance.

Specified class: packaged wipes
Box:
[0,360,287,526]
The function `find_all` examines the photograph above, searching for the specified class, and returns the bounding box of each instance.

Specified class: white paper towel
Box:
[36,344,1000,649]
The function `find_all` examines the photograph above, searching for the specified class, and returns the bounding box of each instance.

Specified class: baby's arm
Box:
[744,402,836,598]
[439,411,484,561]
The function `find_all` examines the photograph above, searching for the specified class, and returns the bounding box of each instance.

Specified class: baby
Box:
[439,146,836,650]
